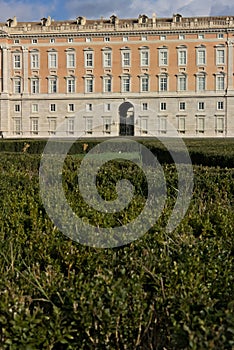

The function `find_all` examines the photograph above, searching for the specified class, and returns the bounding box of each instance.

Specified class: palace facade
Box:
[0,13,234,138]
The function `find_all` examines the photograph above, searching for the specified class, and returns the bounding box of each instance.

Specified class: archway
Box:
[119,101,134,136]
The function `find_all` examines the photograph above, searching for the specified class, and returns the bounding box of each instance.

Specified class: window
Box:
[67,52,75,68]
[68,103,74,112]
[30,52,39,69]
[160,102,166,111]
[50,38,55,43]
[140,76,149,92]
[160,35,166,40]
[179,102,186,110]
[86,118,93,134]
[104,103,111,112]
[14,118,22,135]
[104,37,110,42]
[198,34,204,39]
[122,51,131,67]
[86,37,91,42]
[48,77,57,93]
[159,49,168,66]
[158,116,167,134]
[67,118,74,135]
[85,77,94,93]
[31,118,39,135]
[31,78,39,94]
[178,75,187,91]
[178,50,187,65]
[15,104,20,112]
[86,103,93,112]
[216,116,224,133]
[32,104,38,113]
[48,52,57,68]
[159,75,168,91]
[50,104,56,112]
[48,118,56,135]
[196,116,205,134]
[103,51,112,67]
[217,101,224,110]
[68,38,73,43]
[103,76,112,93]
[32,39,38,44]
[177,116,186,133]
[141,35,147,41]
[14,39,20,44]
[67,77,75,93]
[140,49,149,66]
[123,36,128,42]
[103,118,111,134]
[216,74,225,90]
[85,51,93,67]
[121,76,130,92]
[197,74,206,91]
[13,54,21,69]
[197,48,206,65]
[216,49,225,65]
[218,33,224,39]
[179,34,185,40]
[140,118,148,134]
[14,78,21,94]
[142,102,148,111]
[198,102,205,110]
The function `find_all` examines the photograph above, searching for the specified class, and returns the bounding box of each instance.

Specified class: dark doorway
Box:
[119,102,134,136]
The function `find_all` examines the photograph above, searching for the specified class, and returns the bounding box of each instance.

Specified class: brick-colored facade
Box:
[0,13,234,137]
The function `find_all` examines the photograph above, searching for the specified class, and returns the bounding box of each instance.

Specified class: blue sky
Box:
[0,0,233,22]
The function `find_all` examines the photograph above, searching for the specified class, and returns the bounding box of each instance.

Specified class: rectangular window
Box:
[104,37,110,42]
[32,104,38,113]
[122,51,130,67]
[31,53,39,69]
[31,119,39,135]
[32,39,38,44]
[49,78,57,93]
[197,49,206,65]
[85,52,93,67]
[178,50,187,65]
[196,117,205,133]
[141,76,149,92]
[122,77,130,92]
[216,75,225,90]
[67,53,75,68]
[49,119,56,135]
[15,104,20,112]
[13,54,21,69]
[104,103,111,112]
[68,38,73,43]
[198,34,204,39]
[160,102,166,111]
[159,50,168,65]
[68,103,74,112]
[50,104,56,112]
[103,118,111,134]
[142,102,148,111]
[67,78,75,93]
[14,118,21,135]
[141,35,147,41]
[14,79,21,94]
[67,118,74,135]
[179,34,185,40]
[86,37,91,43]
[140,51,149,66]
[197,75,206,91]
[103,51,112,67]
[86,103,93,112]
[86,118,93,134]
[159,116,167,134]
[85,78,94,93]
[198,102,205,110]
[178,76,187,91]
[216,116,224,133]
[103,77,112,92]
[218,33,224,39]
[160,35,166,40]
[217,101,224,110]
[216,49,225,65]
[140,118,148,134]
[48,53,57,68]
[50,38,55,43]
[177,116,186,133]
[123,36,128,42]
[159,76,168,91]
[179,102,186,110]
[31,79,39,94]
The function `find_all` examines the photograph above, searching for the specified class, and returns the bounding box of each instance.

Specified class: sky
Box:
[0,0,234,22]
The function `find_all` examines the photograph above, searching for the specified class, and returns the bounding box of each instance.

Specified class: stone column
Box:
[1,45,9,93]
[227,40,233,90]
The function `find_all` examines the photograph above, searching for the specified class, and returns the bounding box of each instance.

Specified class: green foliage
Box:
[0,153,233,349]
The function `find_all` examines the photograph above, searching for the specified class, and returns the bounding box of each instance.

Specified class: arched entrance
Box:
[119,102,134,136]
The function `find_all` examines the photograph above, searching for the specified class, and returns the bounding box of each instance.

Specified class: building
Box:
[0,13,234,138]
